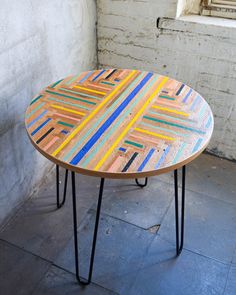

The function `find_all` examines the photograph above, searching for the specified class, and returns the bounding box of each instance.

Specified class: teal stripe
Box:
[47,97,91,111]
[172,142,187,164]
[80,75,161,168]
[60,88,102,101]
[62,72,148,162]
[101,81,115,86]
[198,104,207,120]
[159,95,175,101]
[45,90,96,105]
[144,116,206,135]
[50,79,63,88]
[140,121,188,137]
[30,95,42,105]
[124,140,144,148]
[26,102,45,119]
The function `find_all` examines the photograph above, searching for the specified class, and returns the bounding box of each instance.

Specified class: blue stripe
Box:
[155,145,170,169]
[176,83,185,96]
[61,130,69,134]
[31,118,51,136]
[138,148,155,172]
[182,89,192,103]
[27,110,48,128]
[70,72,154,165]
[92,69,106,81]
[206,116,212,128]
[192,138,203,153]
[119,147,126,152]
[190,95,200,111]
[79,71,93,83]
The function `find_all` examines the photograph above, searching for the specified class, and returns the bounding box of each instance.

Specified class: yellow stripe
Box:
[73,85,106,96]
[94,76,169,170]
[51,104,85,116]
[152,105,189,117]
[134,127,174,141]
[52,70,137,157]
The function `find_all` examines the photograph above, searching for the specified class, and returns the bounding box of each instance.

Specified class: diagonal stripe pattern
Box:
[25,69,214,177]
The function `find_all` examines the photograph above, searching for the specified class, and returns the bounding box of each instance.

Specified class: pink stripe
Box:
[54,112,81,122]
[108,156,123,172]
[44,136,59,151]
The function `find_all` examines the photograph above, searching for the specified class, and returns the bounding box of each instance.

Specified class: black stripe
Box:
[122,152,139,172]
[105,69,117,80]
[176,83,185,96]
[36,127,54,144]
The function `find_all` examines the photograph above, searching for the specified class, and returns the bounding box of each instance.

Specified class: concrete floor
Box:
[0,153,236,295]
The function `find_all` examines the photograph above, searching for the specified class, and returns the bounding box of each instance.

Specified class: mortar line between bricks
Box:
[155,233,232,266]
[88,208,154,231]
[222,265,231,295]
[0,238,119,295]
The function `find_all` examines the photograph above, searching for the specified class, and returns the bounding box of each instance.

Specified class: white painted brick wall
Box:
[97,0,236,160]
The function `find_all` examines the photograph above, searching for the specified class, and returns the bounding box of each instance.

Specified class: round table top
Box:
[25,69,214,179]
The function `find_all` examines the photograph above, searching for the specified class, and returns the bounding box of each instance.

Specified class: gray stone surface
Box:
[129,236,229,295]
[0,154,236,294]
[55,211,155,294]
[95,178,173,229]
[0,0,97,225]
[158,189,236,264]
[0,240,50,295]
[224,266,236,295]
[0,170,97,261]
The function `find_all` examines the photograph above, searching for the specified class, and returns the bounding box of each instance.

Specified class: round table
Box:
[25,69,214,285]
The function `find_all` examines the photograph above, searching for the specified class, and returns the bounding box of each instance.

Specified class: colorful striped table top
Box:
[25,69,214,179]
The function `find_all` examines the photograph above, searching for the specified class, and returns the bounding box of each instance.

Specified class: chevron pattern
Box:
[25,69,214,177]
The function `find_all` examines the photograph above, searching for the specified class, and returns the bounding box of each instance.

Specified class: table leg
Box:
[71,171,104,285]
[174,165,186,256]
[56,165,68,209]
[135,177,148,188]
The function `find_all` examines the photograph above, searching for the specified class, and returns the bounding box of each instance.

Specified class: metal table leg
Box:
[71,171,104,285]
[135,177,148,188]
[174,165,186,256]
[56,165,68,209]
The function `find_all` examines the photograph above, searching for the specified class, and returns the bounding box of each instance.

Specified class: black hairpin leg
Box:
[135,177,148,188]
[71,171,104,285]
[56,165,68,209]
[174,165,186,256]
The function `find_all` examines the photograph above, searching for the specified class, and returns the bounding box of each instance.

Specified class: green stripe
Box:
[80,75,161,168]
[57,121,74,128]
[124,140,143,148]
[143,115,205,134]
[65,73,84,85]
[140,121,188,137]
[101,81,115,86]
[173,142,187,164]
[45,90,96,105]
[50,79,64,88]
[26,102,45,118]
[149,110,192,124]
[63,72,148,162]
[48,97,91,111]
[159,95,175,101]
[60,87,102,101]
[30,95,42,105]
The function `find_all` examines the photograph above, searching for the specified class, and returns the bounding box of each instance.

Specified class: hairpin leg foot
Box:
[71,171,104,285]
[135,177,148,188]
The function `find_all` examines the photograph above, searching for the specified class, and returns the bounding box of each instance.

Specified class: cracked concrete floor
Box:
[0,153,236,295]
